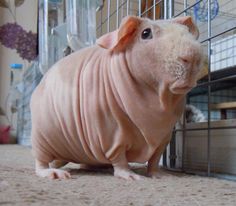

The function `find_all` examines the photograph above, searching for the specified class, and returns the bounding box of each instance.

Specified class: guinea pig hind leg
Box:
[35,159,71,179]
[147,151,162,178]
[147,141,169,178]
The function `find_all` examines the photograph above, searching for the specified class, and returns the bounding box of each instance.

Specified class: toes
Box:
[114,168,144,180]
[49,171,58,179]
[63,171,71,179]
[52,170,71,179]
[37,169,71,180]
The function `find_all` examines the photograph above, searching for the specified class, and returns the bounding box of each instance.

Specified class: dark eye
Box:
[141,28,152,39]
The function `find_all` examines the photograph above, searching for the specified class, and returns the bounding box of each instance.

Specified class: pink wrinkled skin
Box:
[30,16,203,180]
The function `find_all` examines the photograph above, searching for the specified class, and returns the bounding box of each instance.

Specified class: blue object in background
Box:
[10,64,23,86]
[10,64,23,69]
[194,0,219,22]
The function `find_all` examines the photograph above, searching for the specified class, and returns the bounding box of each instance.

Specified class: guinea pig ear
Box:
[172,16,199,39]
[96,30,118,50]
[96,16,141,52]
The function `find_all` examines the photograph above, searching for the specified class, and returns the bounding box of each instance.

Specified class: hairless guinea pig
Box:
[30,15,203,180]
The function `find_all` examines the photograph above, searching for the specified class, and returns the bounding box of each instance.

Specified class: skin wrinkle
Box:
[79,65,95,161]
[34,78,72,162]
[109,58,126,113]
[111,54,137,119]
[119,53,153,144]
[81,52,110,163]
[110,53,157,153]
[119,57,162,148]
[49,75,80,162]
[62,51,101,165]
[105,53,152,160]
[72,59,96,164]
[71,72,85,161]
[94,54,109,159]
[83,58,99,151]
[100,56,120,161]
[51,97,78,161]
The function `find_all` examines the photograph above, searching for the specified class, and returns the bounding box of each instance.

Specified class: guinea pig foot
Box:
[36,168,71,180]
[114,168,144,180]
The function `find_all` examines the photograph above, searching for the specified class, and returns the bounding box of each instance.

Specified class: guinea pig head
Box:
[96,16,204,95]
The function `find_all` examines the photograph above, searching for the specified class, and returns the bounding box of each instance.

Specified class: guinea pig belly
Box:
[31,47,111,165]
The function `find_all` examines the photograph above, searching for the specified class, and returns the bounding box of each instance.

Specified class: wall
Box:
[0,0,38,131]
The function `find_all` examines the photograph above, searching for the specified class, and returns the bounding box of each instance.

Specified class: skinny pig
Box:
[30,16,203,180]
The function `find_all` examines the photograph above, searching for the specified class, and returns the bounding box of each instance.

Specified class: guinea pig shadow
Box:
[64,163,148,178]
[64,163,175,178]
[67,166,113,177]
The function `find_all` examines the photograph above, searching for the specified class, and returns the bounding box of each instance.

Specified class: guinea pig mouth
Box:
[172,86,193,94]
[170,83,195,94]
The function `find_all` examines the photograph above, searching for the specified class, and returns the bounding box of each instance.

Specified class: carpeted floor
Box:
[0,145,236,206]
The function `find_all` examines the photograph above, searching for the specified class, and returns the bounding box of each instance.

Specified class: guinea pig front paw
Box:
[114,167,144,180]
[36,168,71,180]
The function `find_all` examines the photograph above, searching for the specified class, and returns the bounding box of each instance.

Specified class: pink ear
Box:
[96,16,141,52]
[172,16,199,39]
[96,30,118,49]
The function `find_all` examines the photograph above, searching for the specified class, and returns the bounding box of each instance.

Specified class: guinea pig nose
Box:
[178,55,192,67]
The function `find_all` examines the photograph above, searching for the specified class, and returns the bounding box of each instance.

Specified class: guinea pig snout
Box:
[177,40,202,67]
[178,54,193,68]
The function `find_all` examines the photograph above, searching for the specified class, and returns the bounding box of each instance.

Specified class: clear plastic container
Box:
[38,0,65,74]
[10,64,23,86]
[66,0,98,51]
[38,0,103,74]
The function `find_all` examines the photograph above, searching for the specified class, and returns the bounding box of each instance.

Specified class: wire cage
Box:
[96,0,236,180]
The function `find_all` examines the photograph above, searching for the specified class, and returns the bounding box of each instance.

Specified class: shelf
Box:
[210,102,236,110]
[188,66,236,97]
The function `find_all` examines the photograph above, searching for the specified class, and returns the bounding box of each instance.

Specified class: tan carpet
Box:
[0,145,236,206]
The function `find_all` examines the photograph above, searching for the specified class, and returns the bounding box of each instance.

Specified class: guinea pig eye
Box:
[141,28,152,39]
